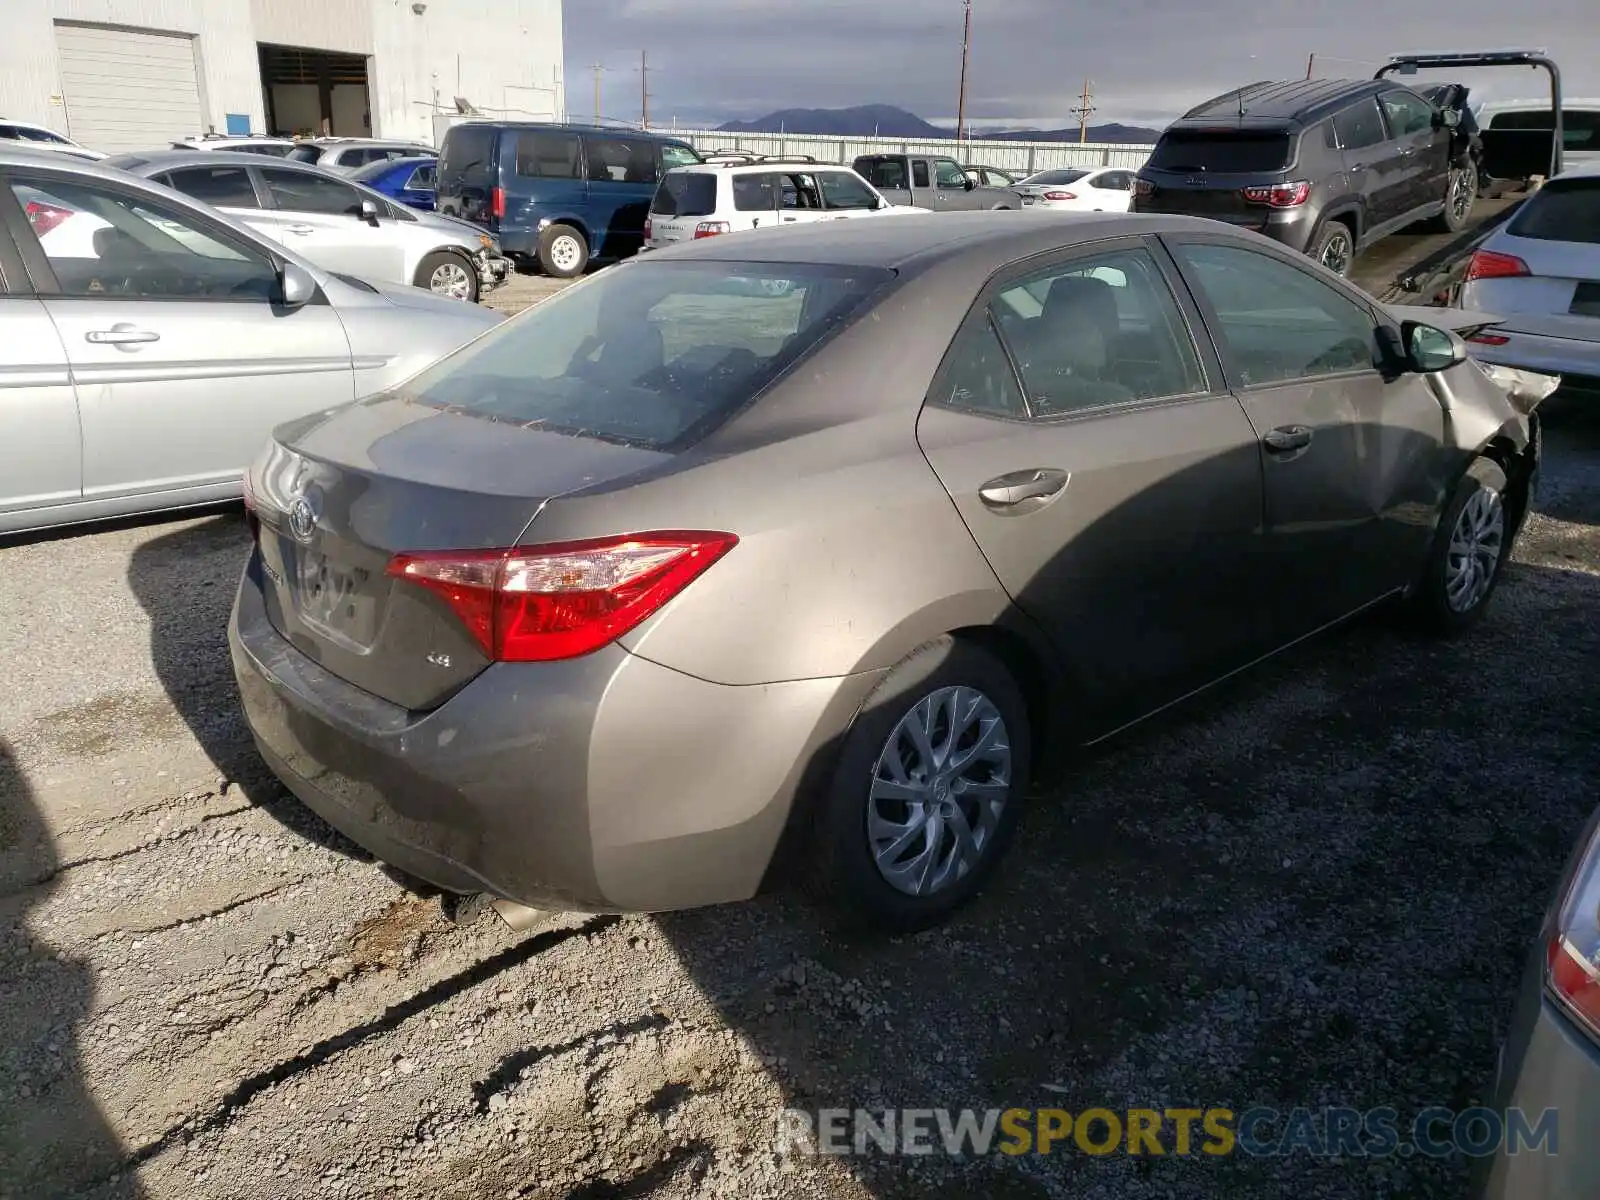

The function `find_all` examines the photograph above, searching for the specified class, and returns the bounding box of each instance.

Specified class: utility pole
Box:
[1305,52,1315,80]
[590,63,605,124]
[955,0,972,143]
[1071,78,1096,144]
[640,50,650,129]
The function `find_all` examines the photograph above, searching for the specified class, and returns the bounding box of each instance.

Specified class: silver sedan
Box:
[0,147,502,535]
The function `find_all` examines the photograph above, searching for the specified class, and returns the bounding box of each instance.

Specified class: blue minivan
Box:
[434,121,700,277]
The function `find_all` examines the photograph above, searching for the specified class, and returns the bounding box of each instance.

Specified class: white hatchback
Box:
[643,160,925,250]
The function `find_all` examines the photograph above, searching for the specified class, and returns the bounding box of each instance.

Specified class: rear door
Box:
[1165,234,1444,634]
[777,172,827,226]
[1330,97,1389,226]
[436,124,499,224]
[0,200,81,521]
[252,166,405,283]
[854,157,914,206]
[916,238,1269,727]
[582,133,659,259]
[2,170,354,503]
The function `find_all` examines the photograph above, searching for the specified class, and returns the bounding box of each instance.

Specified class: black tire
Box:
[1410,457,1512,636]
[1310,221,1356,278]
[413,250,479,303]
[537,224,589,278]
[808,637,1031,934]
[1429,166,1477,233]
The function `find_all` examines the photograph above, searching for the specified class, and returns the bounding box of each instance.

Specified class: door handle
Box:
[979,468,1070,509]
[284,224,316,235]
[1263,425,1313,454]
[85,324,160,347]
[781,217,798,223]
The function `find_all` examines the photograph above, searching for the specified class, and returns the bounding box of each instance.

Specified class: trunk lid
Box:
[252,397,672,711]
[1133,127,1294,226]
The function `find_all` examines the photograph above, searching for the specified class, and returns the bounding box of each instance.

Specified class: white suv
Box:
[644,158,925,249]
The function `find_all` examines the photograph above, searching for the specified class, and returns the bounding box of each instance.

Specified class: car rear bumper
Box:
[229,552,880,913]
[1463,328,1600,381]
[1475,950,1600,1197]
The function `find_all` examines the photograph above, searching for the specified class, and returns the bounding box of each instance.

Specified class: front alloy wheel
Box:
[868,685,1012,898]
[1444,485,1505,614]
[428,259,474,301]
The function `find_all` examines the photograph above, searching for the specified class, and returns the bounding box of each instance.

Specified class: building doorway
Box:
[258,44,371,138]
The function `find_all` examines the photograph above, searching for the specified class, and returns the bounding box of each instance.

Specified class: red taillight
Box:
[693,221,730,238]
[25,200,73,236]
[1042,191,1077,201]
[1463,249,1530,282]
[386,531,738,662]
[1133,178,1154,198]
[490,186,506,220]
[1468,333,1511,346]
[644,216,652,242]
[1547,822,1600,1042]
[1242,181,1311,208]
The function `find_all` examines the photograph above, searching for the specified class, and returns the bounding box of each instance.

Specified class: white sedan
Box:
[1015,167,1137,212]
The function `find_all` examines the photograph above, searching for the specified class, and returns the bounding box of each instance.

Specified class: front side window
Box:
[164,166,259,209]
[661,144,700,170]
[259,168,364,215]
[286,145,323,163]
[995,247,1205,416]
[585,137,660,184]
[9,176,277,301]
[1380,90,1436,138]
[934,158,968,188]
[407,164,437,190]
[514,131,582,179]
[403,261,893,451]
[818,171,878,210]
[1333,98,1387,150]
[1171,242,1378,386]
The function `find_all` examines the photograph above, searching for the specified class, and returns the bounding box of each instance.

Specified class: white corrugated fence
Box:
[668,128,1153,173]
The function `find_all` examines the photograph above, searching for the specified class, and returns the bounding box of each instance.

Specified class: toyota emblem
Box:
[287,495,318,544]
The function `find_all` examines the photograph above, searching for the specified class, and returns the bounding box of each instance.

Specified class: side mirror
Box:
[359,197,380,225]
[279,262,317,308]
[1404,321,1465,372]
[1436,108,1461,130]
[964,177,976,191]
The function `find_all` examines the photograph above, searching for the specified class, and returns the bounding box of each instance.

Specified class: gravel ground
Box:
[2,288,1598,1198]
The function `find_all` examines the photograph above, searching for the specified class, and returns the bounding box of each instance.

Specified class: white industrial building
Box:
[2,0,566,155]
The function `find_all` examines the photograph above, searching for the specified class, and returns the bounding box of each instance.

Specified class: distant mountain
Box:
[716,105,1162,144]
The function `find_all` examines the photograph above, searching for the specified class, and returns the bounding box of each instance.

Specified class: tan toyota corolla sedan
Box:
[230,211,1544,931]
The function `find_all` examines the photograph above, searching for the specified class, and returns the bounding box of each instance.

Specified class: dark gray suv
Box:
[1132,78,1475,276]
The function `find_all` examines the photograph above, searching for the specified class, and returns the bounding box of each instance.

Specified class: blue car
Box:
[349,155,438,212]
[433,121,700,277]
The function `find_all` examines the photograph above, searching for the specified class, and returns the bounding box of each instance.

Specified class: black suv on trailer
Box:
[1132,78,1475,276]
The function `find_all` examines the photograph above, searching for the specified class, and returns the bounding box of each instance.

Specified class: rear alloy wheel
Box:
[538,224,589,278]
[415,250,478,302]
[1411,457,1512,636]
[809,638,1030,932]
[1312,222,1355,277]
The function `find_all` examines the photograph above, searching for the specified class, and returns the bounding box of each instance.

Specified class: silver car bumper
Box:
[474,250,512,294]
[1467,327,1600,382]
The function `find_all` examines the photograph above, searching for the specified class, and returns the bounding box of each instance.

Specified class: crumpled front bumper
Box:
[473,249,513,294]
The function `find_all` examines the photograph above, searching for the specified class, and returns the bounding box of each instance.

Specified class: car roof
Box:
[109,149,332,173]
[0,143,145,176]
[646,209,1237,271]
[1172,78,1402,130]
[677,160,852,174]
[445,120,693,143]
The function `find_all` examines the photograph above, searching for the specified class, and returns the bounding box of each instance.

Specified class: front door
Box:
[251,166,405,284]
[933,157,981,208]
[1378,89,1448,215]
[916,238,1267,730]
[817,169,886,219]
[1165,235,1445,637]
[3,171,355,502]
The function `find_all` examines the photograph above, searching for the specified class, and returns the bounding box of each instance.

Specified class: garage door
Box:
[55,24,203,156]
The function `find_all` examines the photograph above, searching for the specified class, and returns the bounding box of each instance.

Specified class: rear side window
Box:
[403,261,894,451]
[856,159,905,189]
[441,125,498,183]
[732,173,779,211]
[651,172,718,216]
[1507,178,1600,244]
[515,131,582,179]
[1146,131,1292,173]
[164,166,258,208]
[912,161,931,188]
[1333,98,1386,150]
[585,136,660,184]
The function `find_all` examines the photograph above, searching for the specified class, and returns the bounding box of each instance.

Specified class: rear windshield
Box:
[651,172,718,216]
[286,145,322,163]
[1021,169,1087,186]
[1487,108,1600,149]
[441,125,498,183]
[1146,131,1293,173]
[1507,177,1600,244]
[402,260,894,451]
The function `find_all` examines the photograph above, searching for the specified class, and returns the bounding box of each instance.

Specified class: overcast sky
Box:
[563,0,1600,131]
